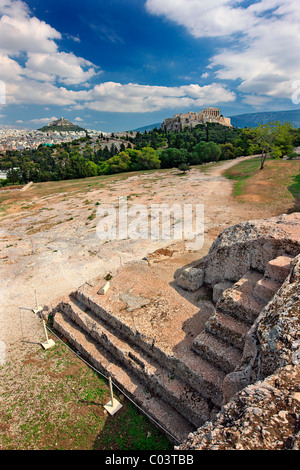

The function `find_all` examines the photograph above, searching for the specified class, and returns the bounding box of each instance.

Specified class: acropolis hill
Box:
[161,107,232,132]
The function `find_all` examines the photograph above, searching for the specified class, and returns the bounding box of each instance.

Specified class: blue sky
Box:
[0,0,299,132]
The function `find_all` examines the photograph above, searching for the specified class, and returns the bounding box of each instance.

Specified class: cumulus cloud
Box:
[0,0,60,55]
[0,0,237,112]
[29,116,58,124]
[75,82,235,113]
[145,0,258,38]
[146,0,300,104]
[24,52,96,85]
[0,0,98,105]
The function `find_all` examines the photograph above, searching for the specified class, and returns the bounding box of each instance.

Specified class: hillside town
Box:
[0,127,102,153]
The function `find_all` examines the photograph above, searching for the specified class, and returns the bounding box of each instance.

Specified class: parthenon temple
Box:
[161,107,232,132]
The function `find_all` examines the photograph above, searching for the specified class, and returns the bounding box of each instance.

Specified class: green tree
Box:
[158,148,189,168]
[220,142,235,161]
[245,121,294,169]
[86,160,100,176]
[178,163,191,174]
[102,152,132,174]
[193,141,221,164]
[129,147,160,171]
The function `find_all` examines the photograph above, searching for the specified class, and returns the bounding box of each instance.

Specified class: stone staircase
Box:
[192,255,293,376]
[51,255,293,444]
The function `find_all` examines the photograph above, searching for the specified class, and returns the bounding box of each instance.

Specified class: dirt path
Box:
[0,157,272,364]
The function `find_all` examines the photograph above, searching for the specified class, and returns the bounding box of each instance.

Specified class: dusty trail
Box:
[0,157,271,362]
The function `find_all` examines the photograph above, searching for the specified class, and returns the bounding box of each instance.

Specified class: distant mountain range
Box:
[131,109,300,132]
[230,109,300,128]
[131,122,162,132]
[39,117,86,133]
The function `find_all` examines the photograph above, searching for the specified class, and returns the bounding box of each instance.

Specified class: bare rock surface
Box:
[178,364,300,450]
[198,213,300,288]
[178,246,300,450]
[1,157,269,355]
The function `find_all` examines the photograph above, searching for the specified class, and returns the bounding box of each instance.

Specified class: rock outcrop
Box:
[177,364,300,450]
[221,253,300,403]
[177,214,300,450]
[50,212,300,449]
[176,213,300,291]
[161,108,231,132]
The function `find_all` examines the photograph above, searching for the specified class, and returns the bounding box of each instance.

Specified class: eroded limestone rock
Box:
[178,214,300,450]
[178,365,300,450]
[176,266,205,292]
[212,281,233,303]
[204,213,300,288]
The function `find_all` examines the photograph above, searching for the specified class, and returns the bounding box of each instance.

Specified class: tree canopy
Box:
[243,121,294,169]
[0,120,298,186]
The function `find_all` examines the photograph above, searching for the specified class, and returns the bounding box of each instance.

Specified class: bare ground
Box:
[0,157,282,363]
[2,156,297,449]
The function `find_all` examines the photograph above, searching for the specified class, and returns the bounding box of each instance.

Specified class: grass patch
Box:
[87,209,97,221]
[94,401,172,450]
[224,157,300,212]
[224,157,262,196]
[288,172,300,212]
[0,335,172,450]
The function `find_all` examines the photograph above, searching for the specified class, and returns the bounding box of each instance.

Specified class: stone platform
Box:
[53,259,223,443]
[51,214,300,444]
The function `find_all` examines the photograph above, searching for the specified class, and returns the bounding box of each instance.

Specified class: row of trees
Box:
[1,121,299,185]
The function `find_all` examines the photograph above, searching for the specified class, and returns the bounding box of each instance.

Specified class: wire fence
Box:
[46,323,180,445]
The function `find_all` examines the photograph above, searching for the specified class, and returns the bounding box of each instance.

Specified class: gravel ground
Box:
[0,158,275,430]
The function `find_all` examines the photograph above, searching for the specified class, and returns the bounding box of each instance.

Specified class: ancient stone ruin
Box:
[50,213,300,449]
[161,107,232,132]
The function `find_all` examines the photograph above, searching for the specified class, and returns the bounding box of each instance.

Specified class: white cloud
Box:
[145,0,258,38]
[29,116,57,124]
[0,53,23,81]
[25,52,97,85]
[77,81,235,113]
[0,0,98,103]
[0,1,60,55]
[146,0,300,104]
[0,0,236,114]
[5,77,89,106]
[242,94,271,107]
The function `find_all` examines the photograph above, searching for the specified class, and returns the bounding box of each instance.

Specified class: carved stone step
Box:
[264,255,293,283]
[58,296,217,427]
[205,310,250,351]
[73,288,225,407]
[254,277,282,303]
[216,270,267,325]
[53,311,196,444]
[192,331,242,374]
[230,270,264,294]
[212,281,234,303]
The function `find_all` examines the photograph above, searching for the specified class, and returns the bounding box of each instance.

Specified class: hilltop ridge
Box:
[38,117,86,133]
[132,108,300,134]
[161,107,232,132]
[230,108,300,128]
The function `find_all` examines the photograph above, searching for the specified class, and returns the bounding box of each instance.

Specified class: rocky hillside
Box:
[38,117,86,133]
